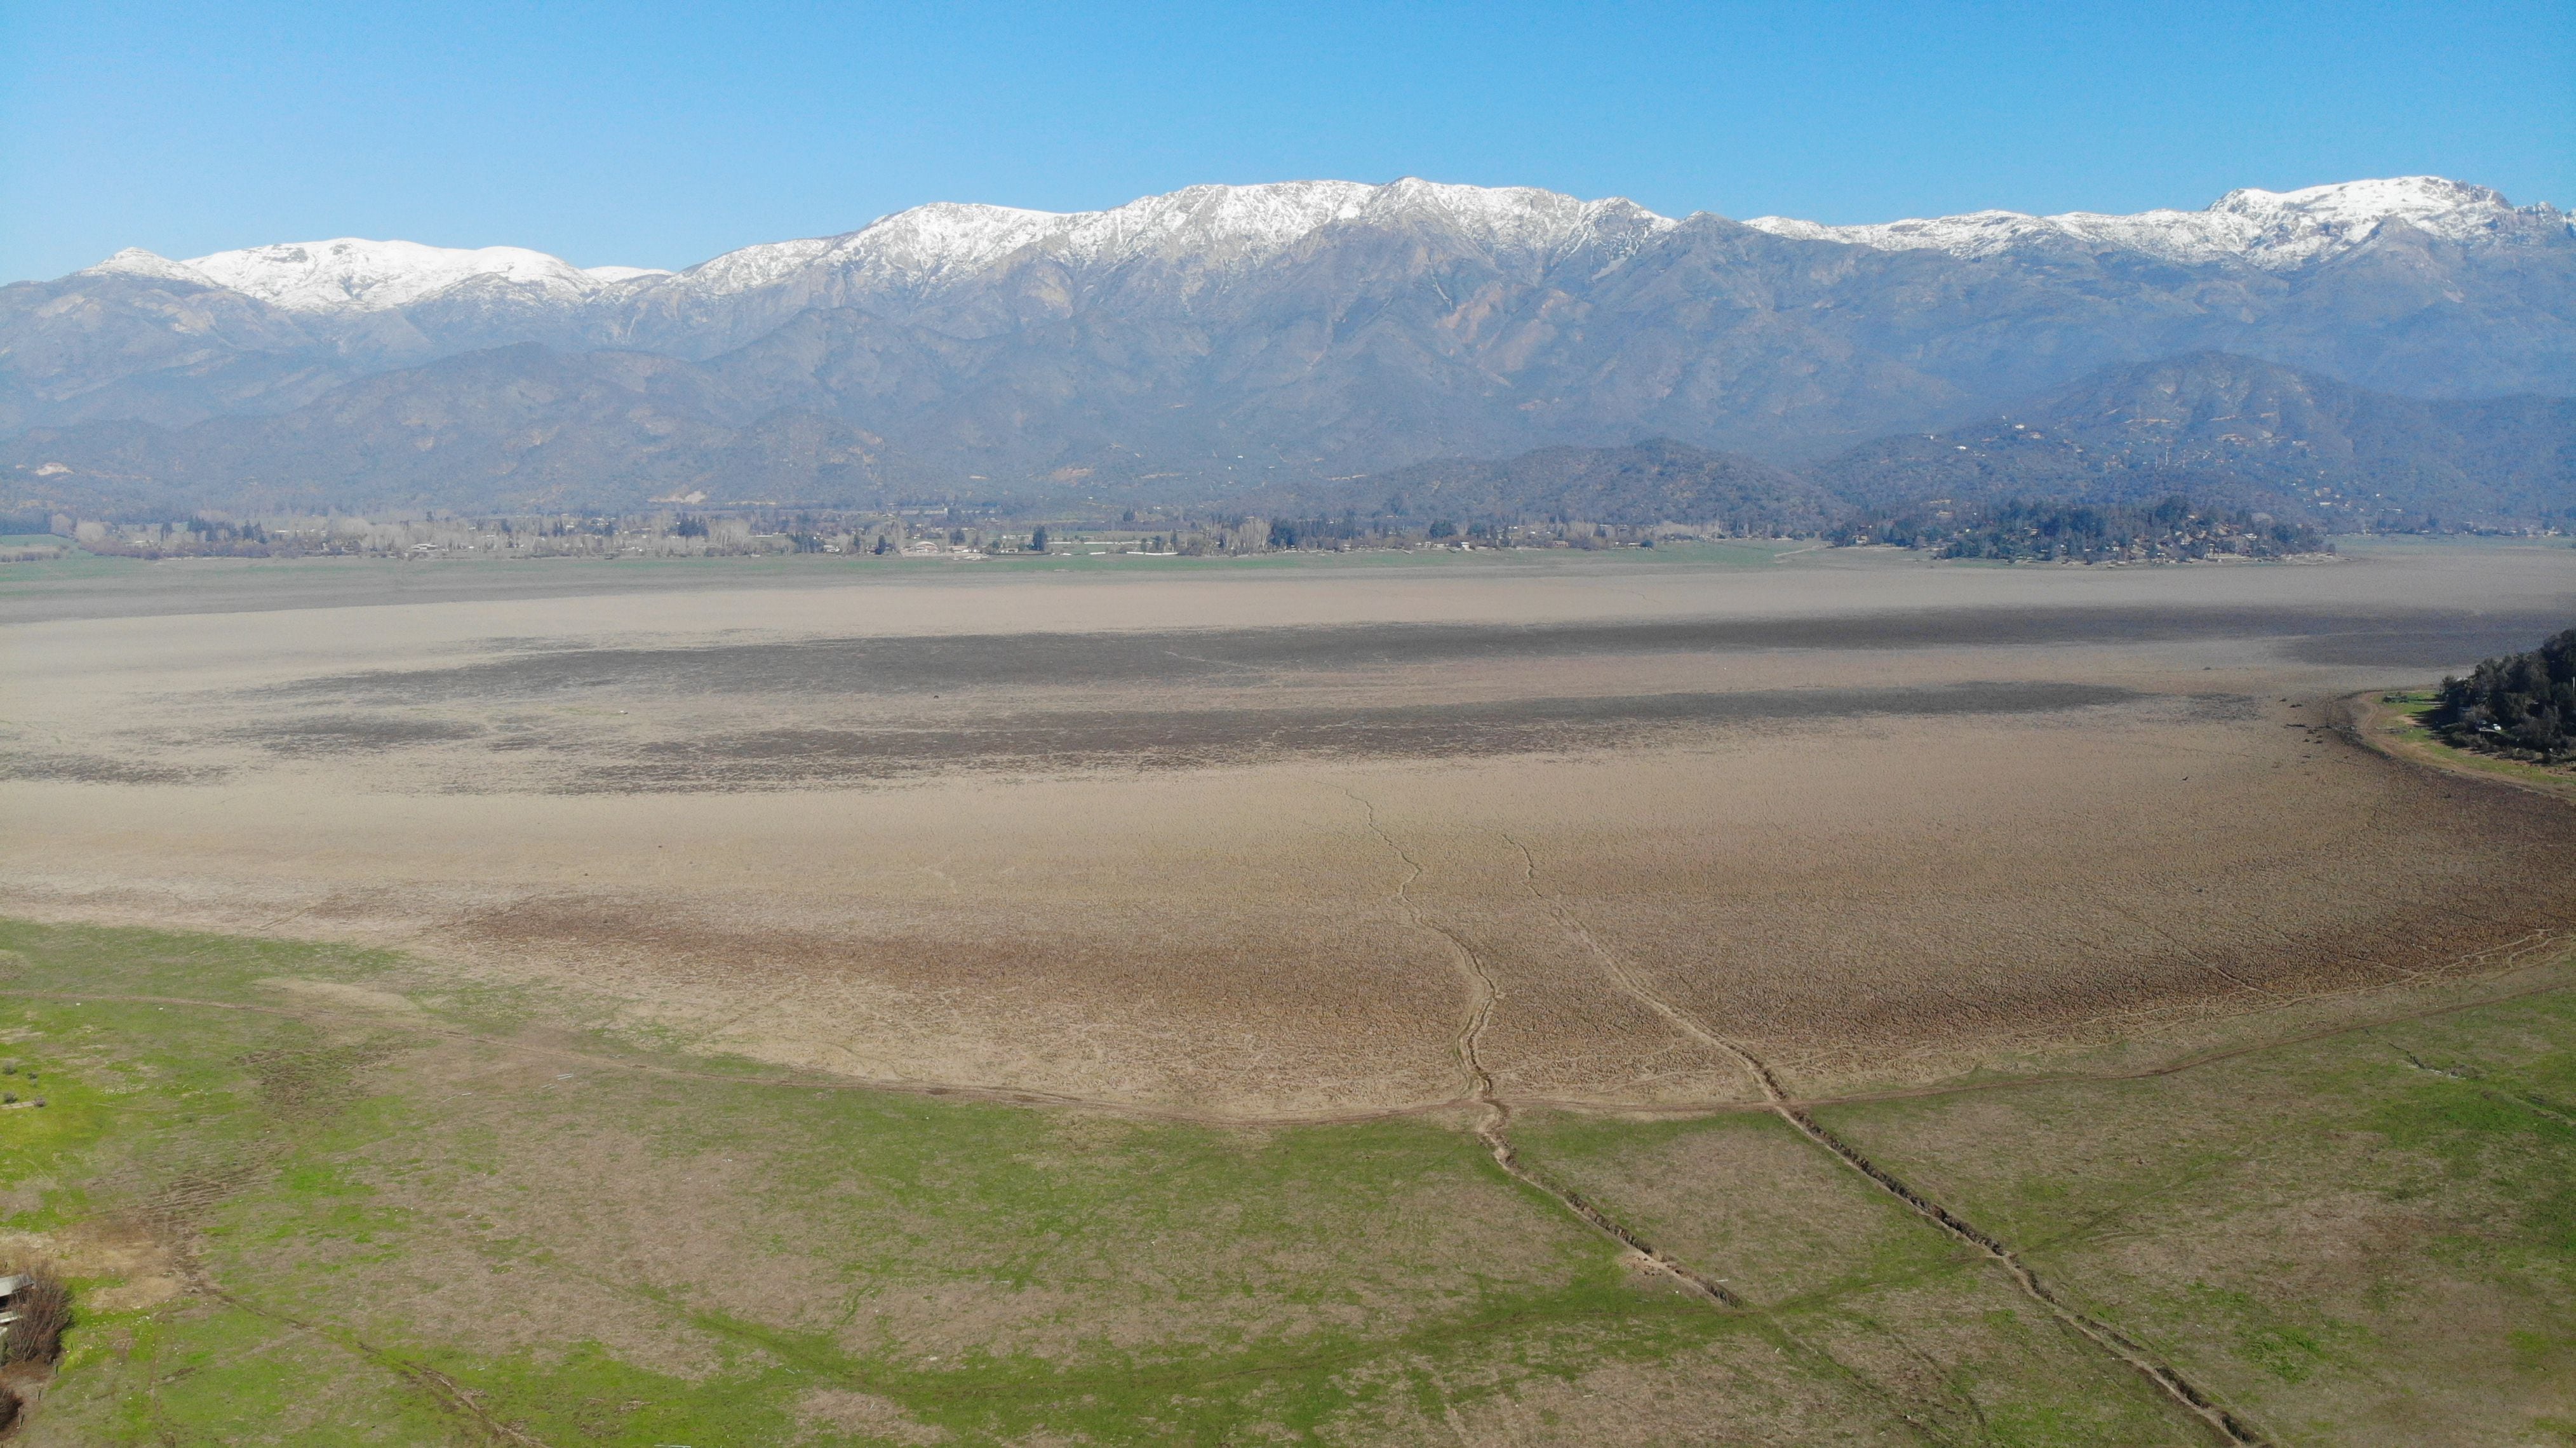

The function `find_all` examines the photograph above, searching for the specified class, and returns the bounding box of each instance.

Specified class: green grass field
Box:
[3,918,2571,1444]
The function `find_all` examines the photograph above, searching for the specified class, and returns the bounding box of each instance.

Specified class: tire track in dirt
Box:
[1348,878,1940,1428]
[188,1278,550,1447]
[2096,897,2284,1003]
[1500,834,2271,1447]
[1337,788,1747,1310]
[1754,1085,2267,1446]
[1336,787,1503,1115]
[2394,1047,2576,1127]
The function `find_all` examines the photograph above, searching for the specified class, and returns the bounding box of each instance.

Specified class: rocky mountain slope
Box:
[1811,352,2576,528]
[4,176,2570,514]
[0,346,900,518]
[1265,353,2576,533]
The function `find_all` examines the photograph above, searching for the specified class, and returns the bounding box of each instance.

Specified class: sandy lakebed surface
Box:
[6,539,2572,1116]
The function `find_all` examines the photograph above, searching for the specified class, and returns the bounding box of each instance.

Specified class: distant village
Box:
[1,507,1700,563]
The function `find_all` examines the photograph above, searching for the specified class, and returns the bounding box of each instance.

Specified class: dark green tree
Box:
[2435,629,2576,762]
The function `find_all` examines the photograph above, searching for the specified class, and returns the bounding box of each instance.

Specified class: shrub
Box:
[0,1261,70,1367]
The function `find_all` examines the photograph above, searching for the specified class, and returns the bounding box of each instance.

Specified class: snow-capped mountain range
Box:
[1742,176,2547,269]
[82,175,2556,314]
[7,174,2572,518]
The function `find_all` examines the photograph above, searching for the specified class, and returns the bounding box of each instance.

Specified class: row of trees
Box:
[25,492,2395,568]
[1832,496,2330,563]
[2435,629,2576,763]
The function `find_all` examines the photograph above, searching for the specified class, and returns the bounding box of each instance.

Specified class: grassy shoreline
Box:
[0,917,2568,1443]
[2354,689,2576,803]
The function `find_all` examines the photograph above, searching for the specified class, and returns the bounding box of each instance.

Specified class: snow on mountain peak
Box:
[67,176,2547,319]
[667,179,1678,302]
[1027,178,1675,267]
[1047,182,1380,265]
[1743,176,2539,268]
[81,248,221,287]
[179,238,650,312]
[1357,178,1677,259]
[2208,175,2508,229]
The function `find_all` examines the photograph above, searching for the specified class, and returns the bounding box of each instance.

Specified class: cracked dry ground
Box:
[4,539,2575,1444]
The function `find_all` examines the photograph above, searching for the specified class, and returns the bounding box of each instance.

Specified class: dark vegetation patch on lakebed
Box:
[558,682,2143,789]
[269,604,2574,703]
[237,714,485,753]
[0,751,225,786]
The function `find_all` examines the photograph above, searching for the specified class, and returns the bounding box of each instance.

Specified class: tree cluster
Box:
[2435,629,2576,763]
[1830,496,2328,563]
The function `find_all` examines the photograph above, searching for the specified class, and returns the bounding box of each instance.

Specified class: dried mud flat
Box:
[4,542,2575,1113]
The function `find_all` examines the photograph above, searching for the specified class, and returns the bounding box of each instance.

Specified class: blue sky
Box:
[5,0,2570,282]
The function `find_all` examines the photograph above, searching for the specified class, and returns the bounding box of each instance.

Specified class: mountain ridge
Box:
[80,174,2558,309]
[1741,176,2553,268]
[10,175,2572,506]
[15,351,2563,529]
